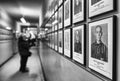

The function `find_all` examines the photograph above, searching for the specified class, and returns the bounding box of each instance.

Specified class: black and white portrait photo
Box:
[59,31,63,53]
[89,0,114,17]
[51,33,54,49]
[55,32,58,51]
[91,0,101,5]
[65,1,69,20]
[73,0,84,23]
[64,29,71,57]
[89,17,114,79]
[55,25,58,31]
[52,26,54,32]
[74,0,82,15]
[64,0,71,27]
[91,25,108,62]
[50,34,52,47]
[73,25,84,64]
[59,6,63,29]
[74,30,82,54]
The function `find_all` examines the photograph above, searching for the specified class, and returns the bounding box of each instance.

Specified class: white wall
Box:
[0,9,14,65]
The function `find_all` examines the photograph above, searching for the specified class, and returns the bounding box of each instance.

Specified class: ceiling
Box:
[0,0,45,23]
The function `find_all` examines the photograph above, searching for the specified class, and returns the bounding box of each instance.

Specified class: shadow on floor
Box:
[8,71,38,81]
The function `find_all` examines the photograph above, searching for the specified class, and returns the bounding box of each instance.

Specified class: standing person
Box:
[91,25,108,62]
[18,32,32,72]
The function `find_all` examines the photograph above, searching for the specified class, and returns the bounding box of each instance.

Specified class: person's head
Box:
[95,25,103,41]
[22,34,27,40]
[21,30,31,41]
[75,0,80,5]
[75,30,79,42]
[22,28,27,33]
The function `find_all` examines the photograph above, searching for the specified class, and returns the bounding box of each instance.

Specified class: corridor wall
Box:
[0,9,14,66]
[40,0,120,81]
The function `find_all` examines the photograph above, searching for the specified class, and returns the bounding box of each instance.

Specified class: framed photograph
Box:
[89,17,115,79]
[64,29,71,57]
[47,34,50,46]
[72,25,84,64]
[55,25,58,31]
[58,30,63,54]
[52,15,55,28]
[48,34,50,46]
[52,25,54,32]
[55,1,58,11]
[51,33,54,49]
[64,0,71,27]
[73,0,84,23]
[58,6,63,29]
[49,33,52,48]
[59,0,63,6]
[89,0,114,17]
[55,32,58,51]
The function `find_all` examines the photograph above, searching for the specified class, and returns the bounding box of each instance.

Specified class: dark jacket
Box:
[18,36,32,56]
[91,41,108,62]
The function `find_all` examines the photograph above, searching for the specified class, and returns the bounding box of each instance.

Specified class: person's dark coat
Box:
[18,36,32,56]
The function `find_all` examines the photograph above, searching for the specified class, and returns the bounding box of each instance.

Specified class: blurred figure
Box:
[18,31,33,73]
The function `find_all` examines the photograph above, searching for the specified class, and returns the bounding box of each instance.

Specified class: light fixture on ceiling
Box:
[20,17,26,23]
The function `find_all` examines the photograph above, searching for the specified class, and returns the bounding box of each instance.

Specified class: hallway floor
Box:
[0,46,44,81]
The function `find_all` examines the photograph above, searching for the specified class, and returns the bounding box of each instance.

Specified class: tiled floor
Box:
[0,47,44,81]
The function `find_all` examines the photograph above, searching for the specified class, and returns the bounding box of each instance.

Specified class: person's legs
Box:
[20,56,29,72]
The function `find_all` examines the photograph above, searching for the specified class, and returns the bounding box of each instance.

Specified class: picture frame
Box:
[55,1,58,11]
[58,30,63,54]
[58,6,63,29]
[50,33,52,48]
[89,0,114,17]
[52,25,54,32]
[54,32,58,51]
[55,25,58,31]
[72,0,84,23]
[47,34,49,46]
[64,0,71,27]
[51,33,55,49]
[59,0,63,6]
[64,29,71,58]
[52,15,55,29]
[72,25,84,64]
[88,16,115,79]
[54,12,58,31]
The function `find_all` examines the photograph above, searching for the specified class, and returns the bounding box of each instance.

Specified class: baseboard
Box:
[37,47,47,81]
[0,52,18,68]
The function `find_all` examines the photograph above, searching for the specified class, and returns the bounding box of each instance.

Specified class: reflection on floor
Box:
[0,47,44,81]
